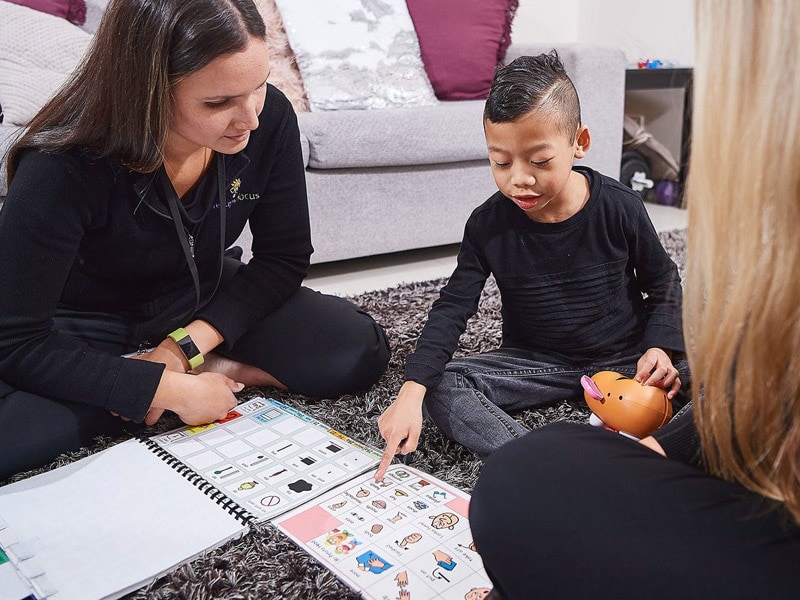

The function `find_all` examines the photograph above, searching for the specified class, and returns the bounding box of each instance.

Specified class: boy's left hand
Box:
[636,347,681,399]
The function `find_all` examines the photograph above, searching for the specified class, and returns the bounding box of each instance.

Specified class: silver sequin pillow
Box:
[274,0,438,111]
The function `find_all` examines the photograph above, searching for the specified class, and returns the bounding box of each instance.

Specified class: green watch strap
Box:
[168,327,204,370]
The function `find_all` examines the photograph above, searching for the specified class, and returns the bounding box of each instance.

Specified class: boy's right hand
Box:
[375,381,426,480]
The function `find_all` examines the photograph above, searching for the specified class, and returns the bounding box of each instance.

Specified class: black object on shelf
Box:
[625,67,693,204]
[620,150,651,192]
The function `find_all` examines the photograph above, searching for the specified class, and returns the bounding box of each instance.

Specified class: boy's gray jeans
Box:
[422,347,691,458]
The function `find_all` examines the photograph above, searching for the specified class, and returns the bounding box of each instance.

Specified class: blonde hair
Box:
[687,0,800,522]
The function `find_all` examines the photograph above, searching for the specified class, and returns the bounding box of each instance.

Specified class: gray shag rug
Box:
[3,228,687,599]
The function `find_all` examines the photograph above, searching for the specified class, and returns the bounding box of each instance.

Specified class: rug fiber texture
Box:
[3,228,687,599]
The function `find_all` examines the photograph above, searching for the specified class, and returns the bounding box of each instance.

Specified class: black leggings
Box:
[0,287,389,480]
[470,422,800,600]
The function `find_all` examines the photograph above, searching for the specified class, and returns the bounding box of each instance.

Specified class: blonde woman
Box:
[469,1,800,597]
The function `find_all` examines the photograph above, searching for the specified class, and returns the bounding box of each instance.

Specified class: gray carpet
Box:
[4,228,687,599]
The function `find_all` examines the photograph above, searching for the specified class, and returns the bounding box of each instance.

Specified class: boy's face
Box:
[485,109,590,223]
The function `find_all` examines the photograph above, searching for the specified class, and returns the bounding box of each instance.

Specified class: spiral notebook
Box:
[0,397,381,600]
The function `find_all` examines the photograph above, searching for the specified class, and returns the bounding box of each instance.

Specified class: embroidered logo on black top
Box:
[218,177,260,209]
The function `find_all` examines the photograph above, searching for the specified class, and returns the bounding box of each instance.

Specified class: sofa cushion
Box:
[255,0,309,113]
[298,100,488,169]
[5,0,86,25]
[407,0,518,100]
[274,0,437,111]
[0,1,91,126]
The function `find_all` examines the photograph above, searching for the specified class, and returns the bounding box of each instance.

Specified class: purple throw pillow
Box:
[407,0,518,100]
[5,0,87,25]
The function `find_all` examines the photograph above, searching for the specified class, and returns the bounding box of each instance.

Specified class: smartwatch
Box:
[167,327,204,370]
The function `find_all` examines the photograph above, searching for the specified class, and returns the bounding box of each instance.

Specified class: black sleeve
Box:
[628,197,685,354]
[196,88,313,349]
[0,150,163,421]
[652,402,702,466]
[404,217,490,388]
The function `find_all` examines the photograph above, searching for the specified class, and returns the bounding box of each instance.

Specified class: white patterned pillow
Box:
[255,0,310,113]
[273,0,438,111]
[0,2,91,126]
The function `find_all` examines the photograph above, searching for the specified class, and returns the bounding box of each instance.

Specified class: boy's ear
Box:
[574,126,591,158]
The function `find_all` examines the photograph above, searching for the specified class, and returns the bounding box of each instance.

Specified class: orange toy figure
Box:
[580,371,673,439]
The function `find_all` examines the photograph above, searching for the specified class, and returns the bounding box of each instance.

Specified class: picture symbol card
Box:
[275,465,493,600]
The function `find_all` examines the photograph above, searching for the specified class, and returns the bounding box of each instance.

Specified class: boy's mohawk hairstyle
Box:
[484,50,581,141]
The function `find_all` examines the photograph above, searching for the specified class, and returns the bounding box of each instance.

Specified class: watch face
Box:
[177,336,201,360]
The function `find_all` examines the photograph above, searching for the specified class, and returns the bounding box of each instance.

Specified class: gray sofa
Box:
[242,42,625,263]
[0,42,625,264]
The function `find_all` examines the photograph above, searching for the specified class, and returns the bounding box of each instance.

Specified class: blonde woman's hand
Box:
[639,435,666,457]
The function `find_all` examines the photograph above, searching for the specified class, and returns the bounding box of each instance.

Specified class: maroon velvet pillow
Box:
[5,0,87,25]
[407,0,518,100]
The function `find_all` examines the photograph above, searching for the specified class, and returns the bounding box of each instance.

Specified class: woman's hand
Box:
[146,370,242,426]
[376,381,426,480]
[114,345,187,422]
[129,343,186,373]
[130,319,226,374]
[636,347,681,399]
[639,435,666,457]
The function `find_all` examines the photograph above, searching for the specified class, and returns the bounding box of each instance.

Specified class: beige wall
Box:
[513,0,695,67]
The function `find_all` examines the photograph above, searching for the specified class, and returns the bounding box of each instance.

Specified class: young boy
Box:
[376,52,689,479]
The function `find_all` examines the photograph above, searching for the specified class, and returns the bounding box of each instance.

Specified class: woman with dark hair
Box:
[0,0,390,480]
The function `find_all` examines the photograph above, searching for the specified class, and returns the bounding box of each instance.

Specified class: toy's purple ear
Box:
[581,375,603,400]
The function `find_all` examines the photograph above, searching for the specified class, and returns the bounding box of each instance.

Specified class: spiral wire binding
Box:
[136,436,257,526]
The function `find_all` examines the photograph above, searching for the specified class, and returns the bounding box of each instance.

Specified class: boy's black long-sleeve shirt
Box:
[0,86,312,422]
[405,167,685,389]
